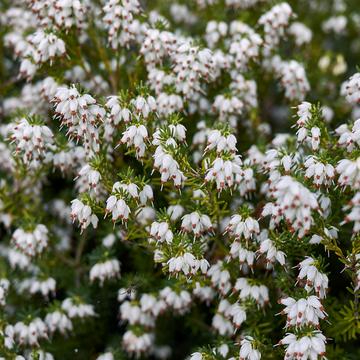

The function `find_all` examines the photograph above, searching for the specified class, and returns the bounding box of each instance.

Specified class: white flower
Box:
[207,260,232,297]
[167,205,184,220]
[89,259,121,286]
[296,257,329,299]
[193,282,216,305]
[257,238,287,269]
[102,234,116,248]
[341,73,360,106]
[212,94,243,122]
[224,214,260,242]
[70,199,99,233]
[335,158,360,189]
[11,224,49,257]
[204,130,237,155]
[61,297,97,319]
[121,330,155,358]
[277,330,327,359]
[52,85,105,155]
[119,301,141,325]
[96,352,114,360]
[117,124,149,160]
[262,176,319,238]
[204,156,243,193]
[303,156,335,189]
[14,317,48,346]
[211,313,233,336]
[190,352,203,360]
[277,60,310,102]
[322,15,347,35]
[238,336,261,360]
[159,287,192,314]
[7,248,30,269]
[101,0,143,50]
[156,92,184,118]
[151,136,185,190]
[139,28,177,69]
[181,211,214,238]
[171,42,214,99]
[287,22,312,46]
[29,277,56,298]
[105,96,132,125]
[233,278,269,309]
[45,311,73,336]
[278,295,328,329]
[257,3,295,49]
[8,117,55,166]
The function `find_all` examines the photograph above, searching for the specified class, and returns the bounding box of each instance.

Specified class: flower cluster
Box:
[101,0,143,50]
[258,3,295,49]
[11,224,49,257]
[180,211,213,238]
[14,318,48,347]
[261,176,319,238]
[8,116,55,166]
[172,43,214,99]
[277,330,327,359]
[45,311,73,336]
[278,295,327,329]
[89,259,121,286]
[52,85,105,155]
[70,199,99,233]
[303,156,335,189]
[61,297,97,319]
[296,257,329,299]
[233,278,269,309]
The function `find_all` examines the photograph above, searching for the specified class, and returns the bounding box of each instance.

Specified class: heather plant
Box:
[0,0,360,360]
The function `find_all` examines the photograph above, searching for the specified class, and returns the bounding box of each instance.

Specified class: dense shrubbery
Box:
[0,0,360,359]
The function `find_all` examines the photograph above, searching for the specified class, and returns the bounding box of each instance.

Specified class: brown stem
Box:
[72,46,108,94]
[354,288,359,320]
[206,184,221,260]
[54,250,75,266]
[351,245,360,320]
[74,232,87,287]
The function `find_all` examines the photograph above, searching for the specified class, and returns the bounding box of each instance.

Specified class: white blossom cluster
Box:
[258,3,295,49]
[257,238,287,270]
[171,43,214,99]
[278,295,328,329]
[238,336,261,360]
[303,156,335,189]
[232,278,269,309]
[207,260,232,297]
[101,0,143,50]
[322,15,347,35]
[293,102,322,151]
[52,85,105,155]
[14,318,48,347]
[276,60,311,102]
[70,199,99,233]
[89,259,121,286]
[342,73,360,106]
[276,331,327,359]
[45,311,73,336]
[61,297,97,319]
[151,127,186,190]
[287,22,312,46]
[11,224,49,257]
[8,117,55,166]
[295,257,329,299]
[261,176,320,237]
